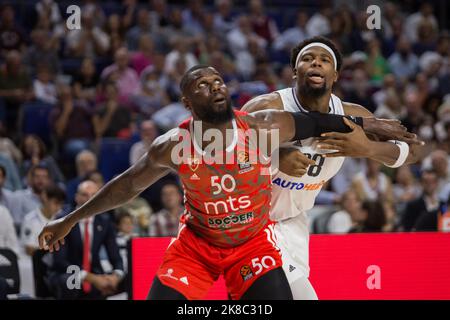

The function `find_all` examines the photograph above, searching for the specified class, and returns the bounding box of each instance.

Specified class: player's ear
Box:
[181,96,191,111]
[333,70,338,83]
[292,68,297,79]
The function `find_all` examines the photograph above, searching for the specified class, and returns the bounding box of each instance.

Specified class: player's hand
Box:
[278,147,316,177]
[362,117,424,145]
[38,217,74,252]
[318,118,373,158]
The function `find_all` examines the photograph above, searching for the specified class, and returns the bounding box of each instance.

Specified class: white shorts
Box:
[274,213,310,285]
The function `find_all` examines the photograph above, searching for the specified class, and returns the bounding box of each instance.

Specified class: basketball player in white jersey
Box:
[242,36,424,299]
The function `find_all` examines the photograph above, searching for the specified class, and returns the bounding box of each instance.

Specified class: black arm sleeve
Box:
[291,111,364,141]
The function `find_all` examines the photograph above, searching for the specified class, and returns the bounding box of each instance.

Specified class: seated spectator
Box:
[72,57,99,106]
[388,37,419,81]
[273,11,309,60]
[23,28,61,77]
[0,5,26,56]
[130,120,157,165]
[149,182,183,237]
[213,0,235,35]
[93,82,132,139]
[131,67,169,117]
[0,203,18,254]
[366,38,390,86]
[120,197,152,237]
[130,34,155,76]
[0,154,21,191]
[65,150,98,205]
[33,64,58,105]
[48,180,123,300]
[351,159,394,205]
[163,37,198,75]
[0,123,22,164]
[100,47,140,107]
[11,165,52,232]
[248,0,279,43]
[65,10,109,58]
[125,8,155,51]
[349,201,387,233]
[115,210,137,272]
[0,165,16,213]
[21,185,66,257]
[393,165,422,215]
[105,14,125,56]
[20,134,65,185]
[327,189,365,234]
[0,50,33,134]
[399,170,439,231]
[51,85,95,161]
[374,88,407,120]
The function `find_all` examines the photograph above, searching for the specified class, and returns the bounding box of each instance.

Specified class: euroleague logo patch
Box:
[240,265,254,281]
[237,151,253,174]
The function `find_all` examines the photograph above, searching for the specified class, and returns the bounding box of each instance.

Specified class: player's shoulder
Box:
[342,101,374,117]
[148,128,182,162]
[241,91,284,113]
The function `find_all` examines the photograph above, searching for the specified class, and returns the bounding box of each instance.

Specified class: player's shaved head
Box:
[180,65,216,93]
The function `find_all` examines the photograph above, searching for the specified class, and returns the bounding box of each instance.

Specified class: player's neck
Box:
[192,118,235,151]
[296,89,331,114]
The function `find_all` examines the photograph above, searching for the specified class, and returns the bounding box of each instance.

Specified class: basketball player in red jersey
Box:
[38,65,413,300]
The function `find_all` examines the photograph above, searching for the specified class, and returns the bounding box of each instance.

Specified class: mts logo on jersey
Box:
[204,175,252,214]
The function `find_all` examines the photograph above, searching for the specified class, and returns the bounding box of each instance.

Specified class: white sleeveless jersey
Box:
[270,88,346,221]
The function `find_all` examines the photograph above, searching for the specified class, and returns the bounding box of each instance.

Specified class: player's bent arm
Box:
[343,102,425,165]
[241,92,284,113]
[38,130,177,251]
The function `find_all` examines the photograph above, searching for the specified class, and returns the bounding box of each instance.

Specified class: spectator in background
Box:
[422,150,450,193]
[388,37,419,81]
[163,37,198,75]
[351,159,394,206]
[130,34,155,76]
[399,170,439,232]
[0,50,33,134]
[344,69,376,113]
[0,164,16,224]
[273,11,309,54]
[120,197,152,236]
[213,0,235,35]
[21,185,65,257]
[33,64,58,105]
[349,201,387,233]
[331,158,367,196]
[93,82,132,140]
[129,120,157,165]
[105,14,125,57]
[227,15,267,60]
[306,4,331,38]
[366,38,390,86]
[0,155,21,192]
[149,0,170,31]
[131,67,170,117]
[51,85,95,162]
[20,134,65,185]
[404,2,438,43]
[412,19,438,56]
[0,203,18,255]
[35,0,62,27]
[327,189,366,234]
[182,0,206,37]
[125,8,154,51]
[372,73,397,107]
[23,28,60,77]
[393,165,421,215]
[65,150,98,205]
[66,10,109,58]
[11,165,51,232]
[0,5,26,56]
[48,180,123,300]
[248,0,279,43]
[0,123,22,164]
[374,88,407,120]
[72,57,99,106]
[276,65,295,90]
[149,183,183,237]
[101,47,140,107]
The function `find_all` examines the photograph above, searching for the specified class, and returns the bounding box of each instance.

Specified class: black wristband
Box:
[291,111,364,141]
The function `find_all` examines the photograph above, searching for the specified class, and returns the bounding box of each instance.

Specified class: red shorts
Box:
[154,222,282,300]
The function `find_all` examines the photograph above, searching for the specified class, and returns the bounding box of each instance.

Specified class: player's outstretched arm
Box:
[38,130,176,252]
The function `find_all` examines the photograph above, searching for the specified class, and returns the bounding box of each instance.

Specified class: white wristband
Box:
[385,140,409,168]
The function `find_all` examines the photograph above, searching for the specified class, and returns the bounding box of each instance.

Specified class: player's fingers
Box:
[320,132,346,139]
[38,232,46,249]
[54,241,60,252]
[317,143,343,151]
[292,169,307,177]
[61,238,65,246]
[296,156,316,166]
[319,139,346,146]
[323,152,345,158]
[343,117,356,129]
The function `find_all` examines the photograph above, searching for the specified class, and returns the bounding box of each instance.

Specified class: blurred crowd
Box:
[0,0,449,299]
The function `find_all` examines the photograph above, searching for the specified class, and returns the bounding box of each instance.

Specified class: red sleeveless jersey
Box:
[177,110,272,248]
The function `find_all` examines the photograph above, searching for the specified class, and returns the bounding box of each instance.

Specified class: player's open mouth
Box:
[213,95,226,104]
[306,71,325,84]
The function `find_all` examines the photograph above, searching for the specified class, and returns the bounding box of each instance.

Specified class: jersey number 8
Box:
[303,153,325,177]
